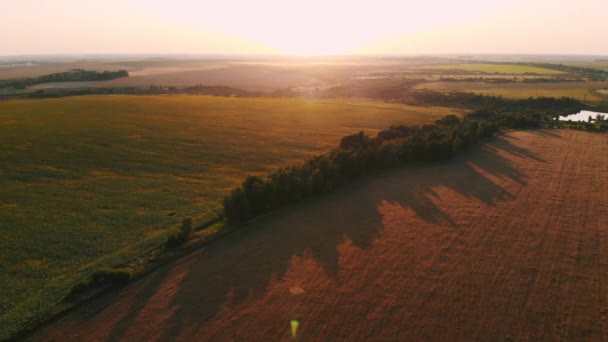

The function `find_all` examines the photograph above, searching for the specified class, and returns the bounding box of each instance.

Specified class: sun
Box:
[264,31,367,56]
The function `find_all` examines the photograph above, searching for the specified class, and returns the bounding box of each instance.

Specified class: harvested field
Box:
[98,65,319,90]
[30,129,608,341]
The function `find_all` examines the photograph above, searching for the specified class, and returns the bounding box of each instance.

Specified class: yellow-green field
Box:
[415,81,608,102]
[425,63,565,74]
[0,95,465,339]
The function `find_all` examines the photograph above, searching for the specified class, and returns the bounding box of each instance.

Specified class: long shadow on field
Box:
[369,135,528,225]
[105,265,174,341]
[490,134,546,164]
[97,134,537,340]
[527,129,563,139]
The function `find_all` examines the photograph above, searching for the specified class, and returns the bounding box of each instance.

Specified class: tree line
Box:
[0,84,264,100]
[222,94,574,223]
[519,63,608,81]
[0,69,129,89]
[405,91,583,115]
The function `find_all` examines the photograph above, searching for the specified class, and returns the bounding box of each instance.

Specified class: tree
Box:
[223,187,251,222]
[435,114,461,127]
[340,131,371,150]
[242,176,270,215]
[311,170,325,194]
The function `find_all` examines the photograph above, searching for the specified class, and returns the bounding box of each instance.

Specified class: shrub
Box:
[68,279,91,297]
[166,218,193,248]
[68,267,132,297]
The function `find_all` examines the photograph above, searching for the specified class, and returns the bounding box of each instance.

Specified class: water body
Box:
[559,110,608,122]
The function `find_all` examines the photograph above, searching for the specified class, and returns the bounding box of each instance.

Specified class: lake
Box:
[559,110,608,122]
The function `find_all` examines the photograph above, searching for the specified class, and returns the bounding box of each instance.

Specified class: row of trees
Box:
[406,91,584,116]
[519,63,608,81]
[223,111,511,223]
[0,84,262,100]
[223,91,596,223]
[0,69,129,89]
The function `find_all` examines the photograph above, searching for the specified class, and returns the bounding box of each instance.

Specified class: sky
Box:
[2,0,608,56]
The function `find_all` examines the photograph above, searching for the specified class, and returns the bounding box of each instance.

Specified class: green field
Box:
[415,81,608,102]
[425,63,565,74]
[0,95,465,339]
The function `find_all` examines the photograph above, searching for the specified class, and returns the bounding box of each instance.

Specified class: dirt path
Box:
[30,130,608,341]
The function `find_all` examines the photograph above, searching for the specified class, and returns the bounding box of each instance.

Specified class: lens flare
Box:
[290,319,300,338]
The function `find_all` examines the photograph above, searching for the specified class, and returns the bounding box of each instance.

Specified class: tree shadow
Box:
[152,138,536,340]
[41,134,542,340]
[527,129,563,139]
[156,186,387,340]
[105,266,174,341]
[489,135,545,164]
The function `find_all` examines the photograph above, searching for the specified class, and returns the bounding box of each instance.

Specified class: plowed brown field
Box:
[30,130,608,341]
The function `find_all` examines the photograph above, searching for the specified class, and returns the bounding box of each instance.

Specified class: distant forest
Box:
[0,69,129,89]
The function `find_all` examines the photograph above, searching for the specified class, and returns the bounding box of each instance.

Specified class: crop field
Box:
[0,95,464,339]
[424,63,565,74]
[30,129,608,341]
[98,65,320,90]
[415,81,608,102]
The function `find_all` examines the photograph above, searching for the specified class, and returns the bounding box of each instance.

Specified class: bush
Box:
[68,267,132,297]
[68,280,91,296]
[166,218,193,248]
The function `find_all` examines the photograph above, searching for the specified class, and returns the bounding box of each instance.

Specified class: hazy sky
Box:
[2,0,608,56]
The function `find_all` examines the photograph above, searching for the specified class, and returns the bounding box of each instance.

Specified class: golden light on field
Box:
[1,0,608,55]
